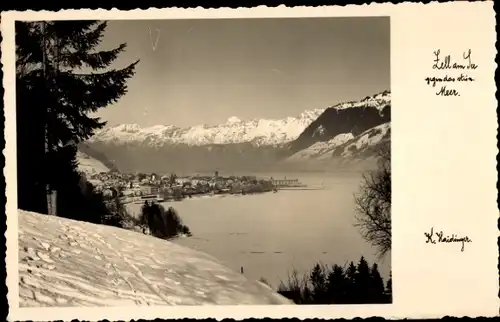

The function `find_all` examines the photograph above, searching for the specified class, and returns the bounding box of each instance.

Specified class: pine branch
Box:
[60,43,128,70]
[55,60,139,114]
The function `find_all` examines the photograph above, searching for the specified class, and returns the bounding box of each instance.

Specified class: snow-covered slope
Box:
[287,90,390,155]
[89,108,326,147]
[76,151,110,175]
[18,210,291,306]
[287,133,355,161]
[340,123,391,158]
[287,122,390,161]
[329,90,390,112]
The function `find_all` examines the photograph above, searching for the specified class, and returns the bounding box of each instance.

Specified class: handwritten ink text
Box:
[425,49,479,97]
[424,227,472,252]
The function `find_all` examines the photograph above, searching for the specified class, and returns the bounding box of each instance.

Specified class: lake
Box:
[126,172,391,289]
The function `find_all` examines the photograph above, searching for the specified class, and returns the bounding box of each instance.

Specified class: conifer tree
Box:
[385,272,392,303]
[354,256,371,303]
[369,262,386,303]
[345,261,357,303]
[16,20,139,215]
[309,263,328,304]
[327,264,347,304]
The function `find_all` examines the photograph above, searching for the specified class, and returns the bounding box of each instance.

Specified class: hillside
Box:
[286,122,390,163]
[76,151,110,175]
[78,142,118,172]
[286,90,390,155]
[18,210,292,306]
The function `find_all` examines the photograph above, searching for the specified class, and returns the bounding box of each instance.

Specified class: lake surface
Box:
[126,172,391,288]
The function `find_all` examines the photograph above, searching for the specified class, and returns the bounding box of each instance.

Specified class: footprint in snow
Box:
[215,274,233,282]
[94,255,102,260]
[79,243,92,250]
[33,291,56,304]
[163,276,181,285]
[25,255,40,262]
[24,246,37,256]
[36,251,55,264]
[41,263,56,270]
[55,297,68,304]
[39,242,50,251]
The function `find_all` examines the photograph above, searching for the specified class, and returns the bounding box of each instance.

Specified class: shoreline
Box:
[123,189,278,205]
[122,184,329,205]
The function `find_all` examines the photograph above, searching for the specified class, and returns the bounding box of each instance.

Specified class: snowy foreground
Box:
[18,210,292,306]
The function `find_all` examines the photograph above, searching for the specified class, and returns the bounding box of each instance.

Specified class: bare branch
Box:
[353,142,391,258]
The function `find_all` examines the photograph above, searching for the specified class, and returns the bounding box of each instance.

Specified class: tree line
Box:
[277,256,392,304]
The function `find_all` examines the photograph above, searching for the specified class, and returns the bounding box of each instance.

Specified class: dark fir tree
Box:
[309,263,328,304]
[327,264,348,304]
[385,272,392,303]
[16,21,138,217]
[369,262,386,303]
[354,256,371,303]
[345,261,357,303]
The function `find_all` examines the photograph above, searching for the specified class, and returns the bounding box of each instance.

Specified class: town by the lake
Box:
[83,170,315,204]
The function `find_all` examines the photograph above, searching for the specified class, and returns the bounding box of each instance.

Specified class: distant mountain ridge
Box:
[89,108,327,147]
[84,90,390,173]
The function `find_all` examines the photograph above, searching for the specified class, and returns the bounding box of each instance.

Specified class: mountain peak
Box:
[114,123,141,133]
[330,90,391,111]
[227,116,242,124]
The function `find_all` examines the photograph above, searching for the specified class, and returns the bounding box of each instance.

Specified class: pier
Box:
[271,178,304,188]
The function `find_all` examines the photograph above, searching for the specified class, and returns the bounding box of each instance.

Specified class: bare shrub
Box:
[353,142,391,258]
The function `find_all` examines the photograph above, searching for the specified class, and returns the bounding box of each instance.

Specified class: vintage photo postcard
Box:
[2,2,498,321]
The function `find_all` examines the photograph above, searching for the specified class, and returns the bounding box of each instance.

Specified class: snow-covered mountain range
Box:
[18,210,291,307]
[90,90,390,148]
[83,90,390,173]
[89,108,327,147]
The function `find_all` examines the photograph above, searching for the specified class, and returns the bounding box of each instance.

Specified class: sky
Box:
[95,17,390,128]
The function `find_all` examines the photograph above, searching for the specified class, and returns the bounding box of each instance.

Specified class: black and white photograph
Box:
[14,15,392,306]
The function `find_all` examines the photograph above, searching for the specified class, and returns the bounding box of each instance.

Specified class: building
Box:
[271,178,301,187]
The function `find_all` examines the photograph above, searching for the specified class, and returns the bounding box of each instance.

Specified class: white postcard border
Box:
[2,2,498,320]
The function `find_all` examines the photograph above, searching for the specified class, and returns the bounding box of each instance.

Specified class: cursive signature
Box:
[424,227,472,252]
